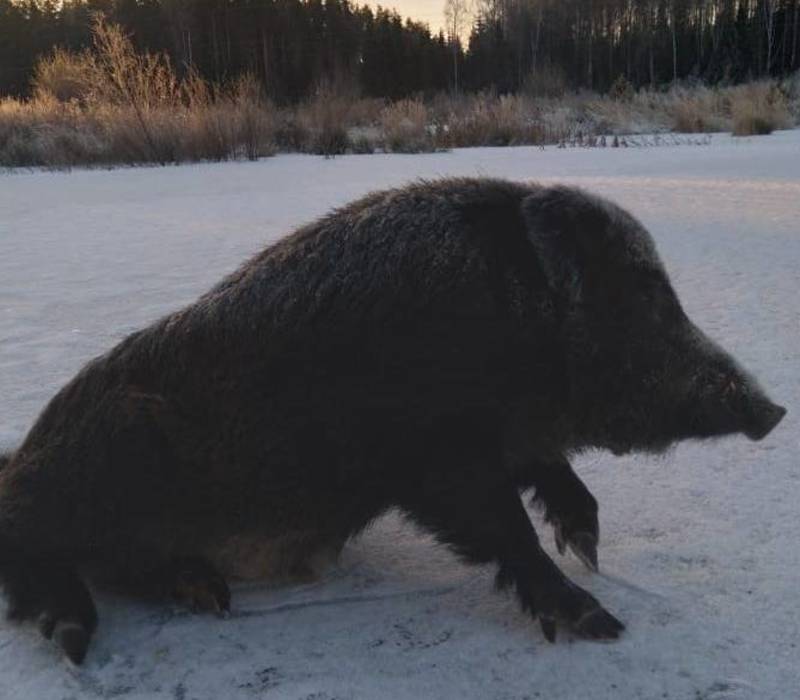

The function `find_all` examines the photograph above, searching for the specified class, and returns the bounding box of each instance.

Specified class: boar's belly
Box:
[205,531,344,582]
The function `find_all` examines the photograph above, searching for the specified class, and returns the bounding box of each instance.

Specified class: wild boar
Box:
[0,178,786,664]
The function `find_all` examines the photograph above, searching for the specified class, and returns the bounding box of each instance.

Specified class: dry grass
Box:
[346,97,386,127]
[2,18,276,168]
[295,88,352,156]
[433,94,558,148]
[730,82,792,136]
[2,21,797,169]
[32,48,97,103]
[0,96,107,168]
[380,99,434,152]
[582,82,793,136]
[666,86,729,133]
[180,75,277,161]
[780,71,800,121]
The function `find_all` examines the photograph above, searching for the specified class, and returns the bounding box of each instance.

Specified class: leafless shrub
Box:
[2,17,279,168]
[730,82,791,136]
[347,97,386,127]
[667,86,728,133]
[297,87,351,156]
[608,75,635,102]
[439,94,554,147]
[0,95,106,169]
[274,109,310,152]
[380,99,434,152]
[349,133,376,154]
[89,16,181,163]
[222,74,277,160]
[32,48,97,104]
[779,70,800,121]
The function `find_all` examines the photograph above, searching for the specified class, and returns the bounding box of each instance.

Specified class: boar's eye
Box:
[641,280,684,323]
[634,276,660,306]
[638,288,657,305]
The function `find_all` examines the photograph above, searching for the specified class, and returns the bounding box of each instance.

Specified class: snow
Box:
[1,132,798,699]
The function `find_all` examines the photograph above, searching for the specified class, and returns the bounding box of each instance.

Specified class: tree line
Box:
[1,0,799,100]
[0,0,453,99]
[466,0,800,94]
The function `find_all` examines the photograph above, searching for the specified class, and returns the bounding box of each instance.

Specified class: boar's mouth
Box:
[680,380,787,444]
[743,400,786,441]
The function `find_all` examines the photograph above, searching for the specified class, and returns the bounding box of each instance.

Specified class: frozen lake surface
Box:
[1,132,798,699]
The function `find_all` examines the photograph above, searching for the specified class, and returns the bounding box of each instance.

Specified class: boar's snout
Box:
[718,368,786,441]
[743,398,786,441]
[680,326,786,444]
[693,366,787,442]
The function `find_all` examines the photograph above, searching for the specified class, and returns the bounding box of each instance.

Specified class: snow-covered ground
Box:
[1,132,798,700]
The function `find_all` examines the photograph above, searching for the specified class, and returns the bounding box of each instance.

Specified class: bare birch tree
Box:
[444,0,473,92]
[761,0,778,74]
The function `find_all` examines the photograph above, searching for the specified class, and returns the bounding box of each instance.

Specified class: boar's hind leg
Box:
[2,554,97,664]
[527,457,600,572]
[400,423,623,642]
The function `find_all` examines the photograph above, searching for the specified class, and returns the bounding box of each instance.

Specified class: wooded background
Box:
[1,0,798,99]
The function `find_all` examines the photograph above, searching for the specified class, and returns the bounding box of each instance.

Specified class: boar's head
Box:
[522,185,786,456]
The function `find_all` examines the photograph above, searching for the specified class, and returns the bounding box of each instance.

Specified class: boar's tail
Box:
[0,534,98,664]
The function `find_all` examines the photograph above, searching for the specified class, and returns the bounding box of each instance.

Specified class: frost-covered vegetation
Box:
[1,18,799,168]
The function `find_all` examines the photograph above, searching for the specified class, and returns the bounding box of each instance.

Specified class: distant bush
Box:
[349,133,376,154]
[346,97,386,127]
[180,74,277,162]
[731,82,791,136]
[380,99,434,153]
[296,88,351,156]
[671,100,710,133]
[436,94,553,148]
[779,70,800,121]
[669,86,727,133]
[608,75,635,102]
[0,96,108,168]
[32,48,97,104]
[1,17,277,168]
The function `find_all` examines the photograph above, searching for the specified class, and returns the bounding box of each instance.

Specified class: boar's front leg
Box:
[399,422,624,642]
[526,456,600,572]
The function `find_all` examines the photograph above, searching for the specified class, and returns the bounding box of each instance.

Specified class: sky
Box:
[367,1,448,34]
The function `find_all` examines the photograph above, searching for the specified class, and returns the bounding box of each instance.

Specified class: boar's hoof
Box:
[38,615,92,665]
[536,581,624,643]
[539,616,557,642]
[554,526,599,573]
[54,620,92,665]
[573,606,626,640]
[6,565,99,665]
[171,559,231,615]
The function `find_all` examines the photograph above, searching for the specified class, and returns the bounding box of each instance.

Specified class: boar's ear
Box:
[520,186,606,301]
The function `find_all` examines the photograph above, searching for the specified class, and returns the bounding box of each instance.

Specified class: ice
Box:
[1,131,798,699]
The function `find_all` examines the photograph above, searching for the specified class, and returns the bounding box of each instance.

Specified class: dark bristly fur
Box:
[0,178,785,663]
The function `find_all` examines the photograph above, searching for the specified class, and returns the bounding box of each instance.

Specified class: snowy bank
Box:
[1,131,798,699]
